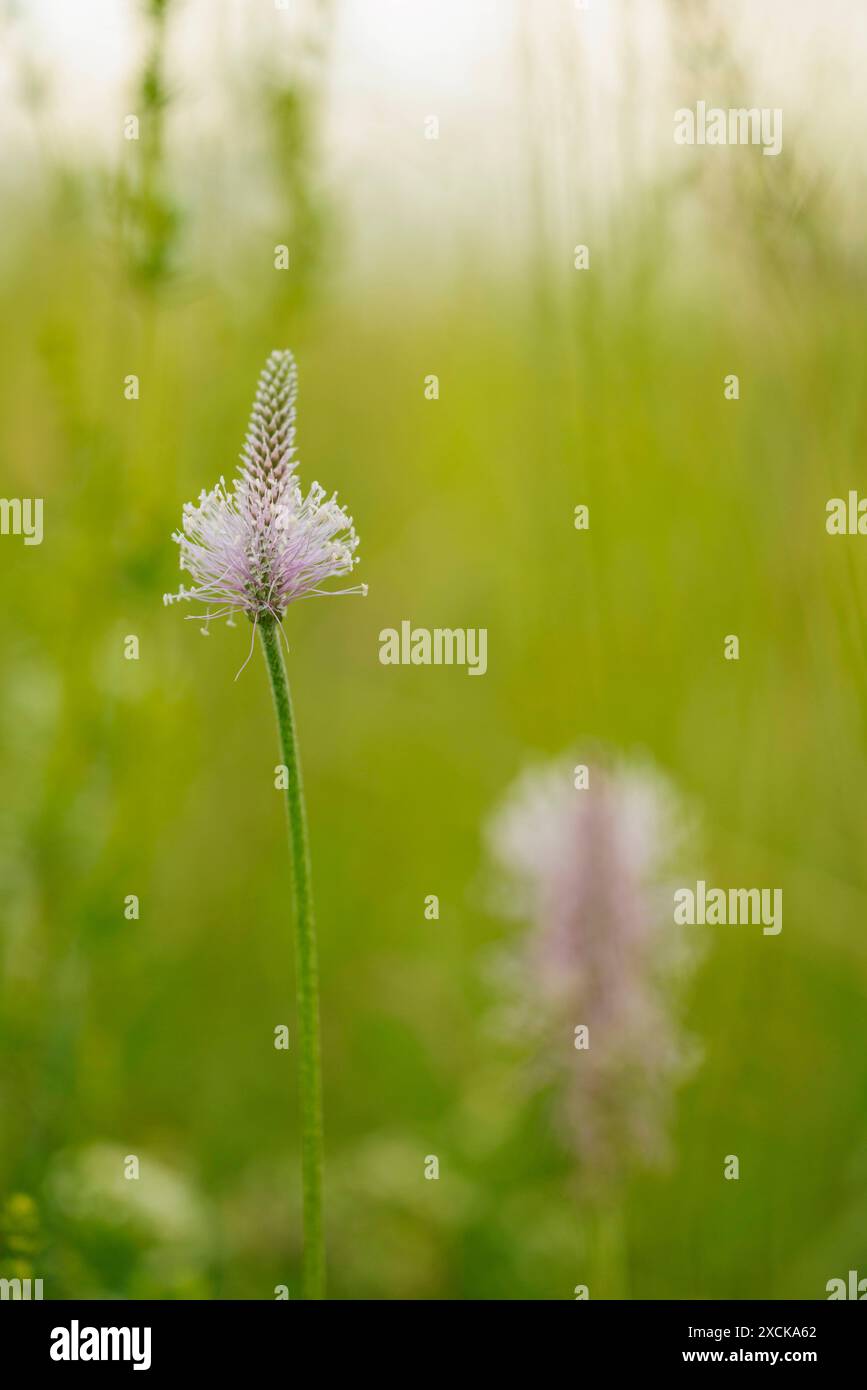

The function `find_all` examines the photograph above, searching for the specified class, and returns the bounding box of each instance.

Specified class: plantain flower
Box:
[487,753,702,1182]
[164,350,365,1297]
[164,349,365,632]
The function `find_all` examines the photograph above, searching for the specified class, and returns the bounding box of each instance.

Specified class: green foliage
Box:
[0,8,865,1302]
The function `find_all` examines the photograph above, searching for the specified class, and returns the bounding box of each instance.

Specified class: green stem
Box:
[258,617,325,1300]
[591,1202,628,1300]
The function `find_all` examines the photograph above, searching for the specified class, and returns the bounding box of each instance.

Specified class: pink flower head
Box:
[164,350,365,629]
[487,754,702,1181]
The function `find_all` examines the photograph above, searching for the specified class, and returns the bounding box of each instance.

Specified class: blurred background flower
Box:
[45,1143,212,1298]
[487,753,702,1184]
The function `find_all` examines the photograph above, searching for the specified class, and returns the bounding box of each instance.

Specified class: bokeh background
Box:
[1,0,867,1300]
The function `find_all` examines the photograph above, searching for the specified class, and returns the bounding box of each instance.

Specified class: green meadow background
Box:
[1,0,866,1299]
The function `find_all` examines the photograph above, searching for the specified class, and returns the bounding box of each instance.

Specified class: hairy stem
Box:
[258,617,325,1300]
